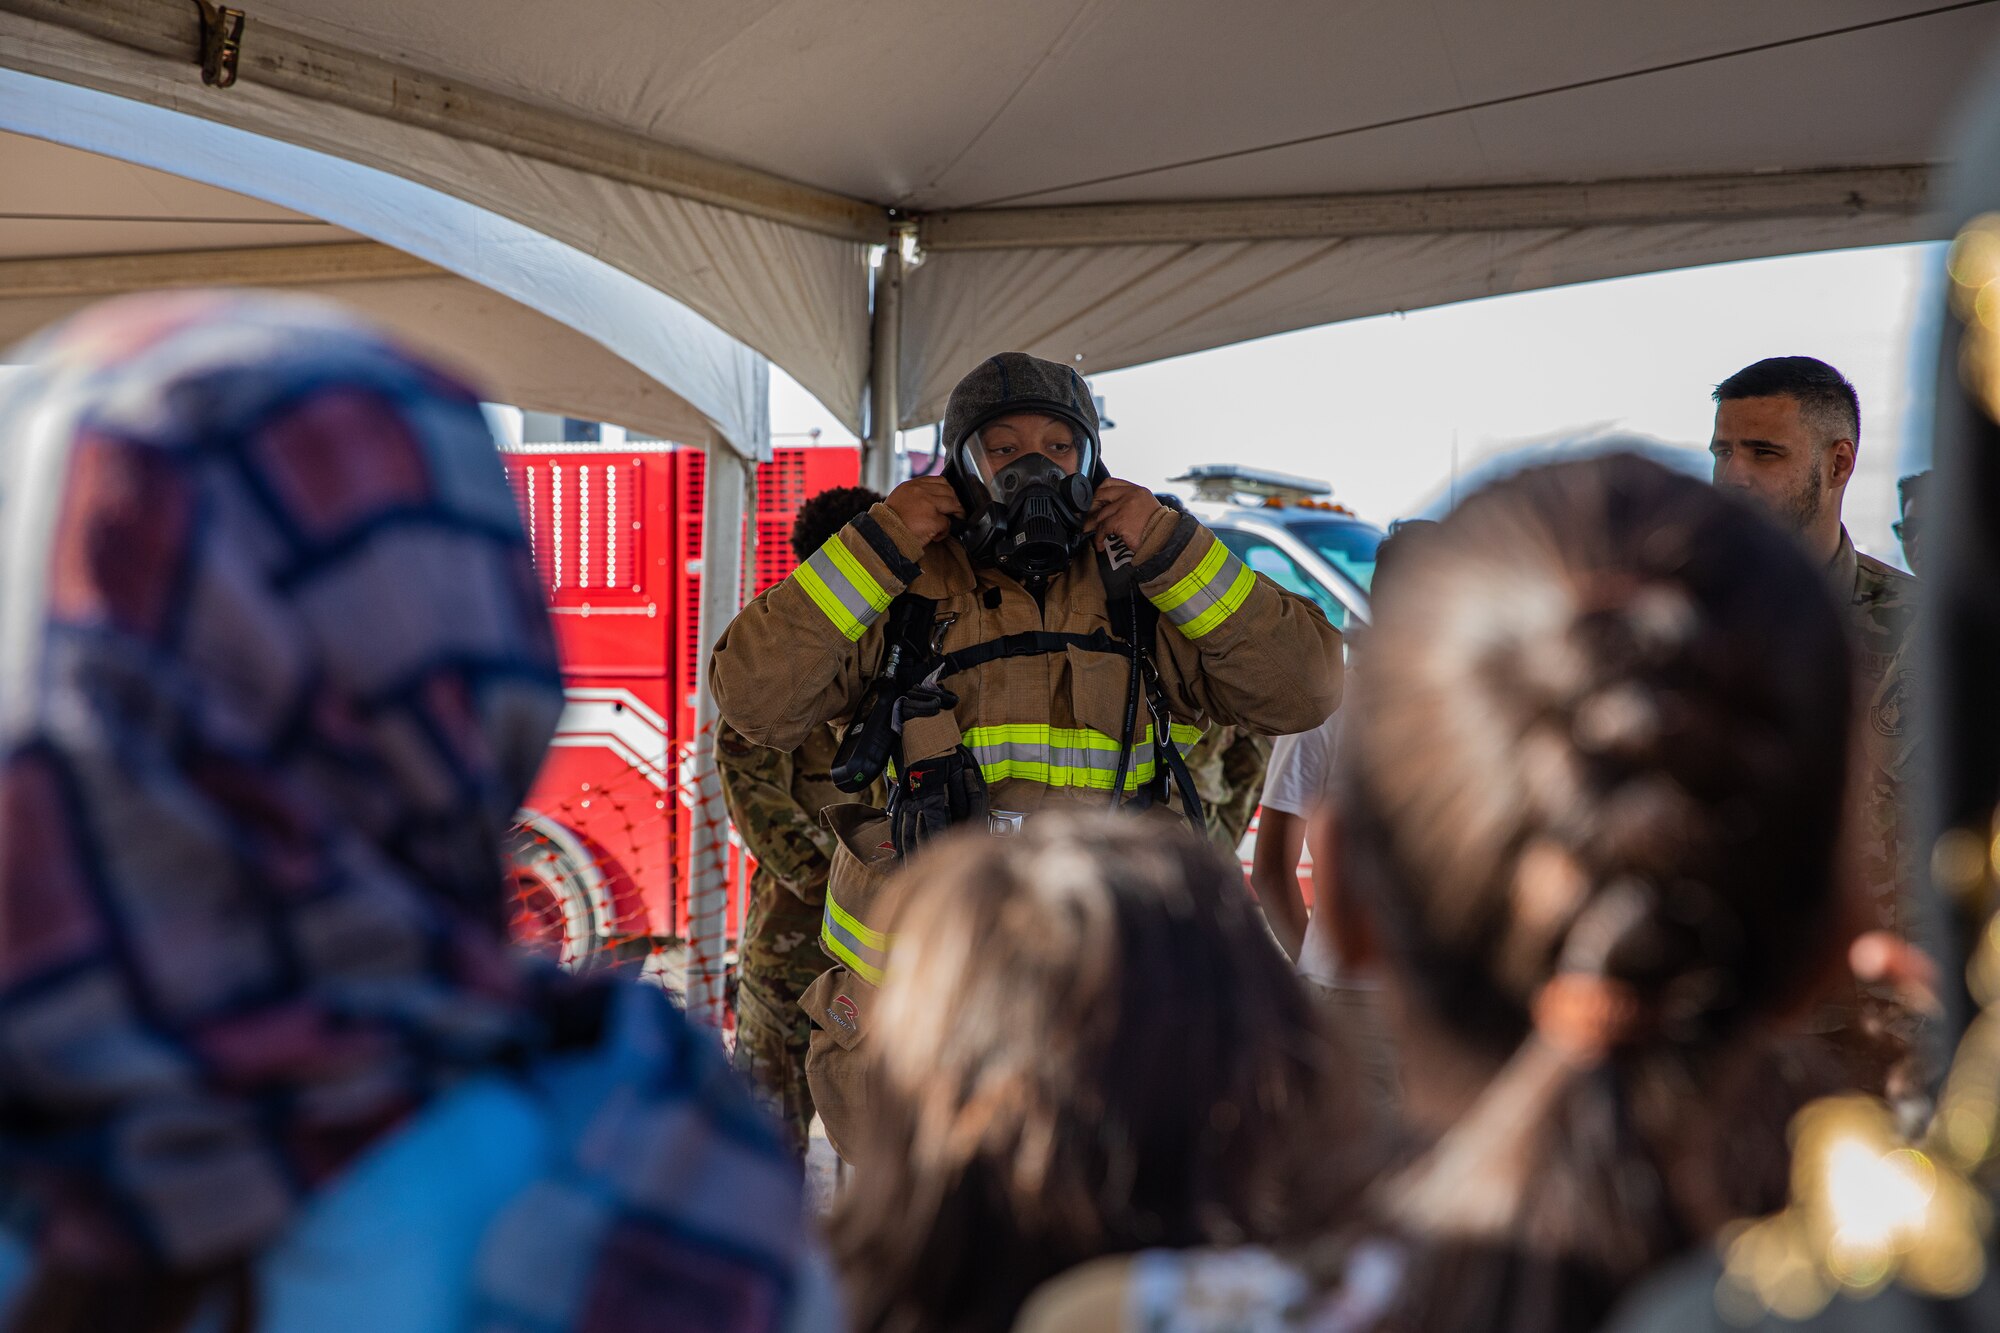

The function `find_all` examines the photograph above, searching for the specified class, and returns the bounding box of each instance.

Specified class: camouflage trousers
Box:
[1195,728,1274,855]
[731,870,828,1156]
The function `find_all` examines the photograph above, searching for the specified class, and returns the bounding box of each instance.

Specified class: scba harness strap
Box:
[934,627,1126,677]
[818,577,1209,988]
[871,576,1206,844]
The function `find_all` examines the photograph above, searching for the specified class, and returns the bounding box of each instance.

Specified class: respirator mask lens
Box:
[962,427,1096,495]
[959,424,1098,576]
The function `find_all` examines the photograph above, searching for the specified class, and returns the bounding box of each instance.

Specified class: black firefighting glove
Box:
[889,745,988,857]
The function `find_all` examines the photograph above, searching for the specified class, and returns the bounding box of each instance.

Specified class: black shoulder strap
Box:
[829,589,939,792]
[935,628,1127,679]
[1134,587,1159,658]
[879,590,940,672]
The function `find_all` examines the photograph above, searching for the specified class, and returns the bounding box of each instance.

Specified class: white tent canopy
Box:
[0,66,771,455]
[1,0,1991,440]
[0,66,774,1019]
[0,129,758,447]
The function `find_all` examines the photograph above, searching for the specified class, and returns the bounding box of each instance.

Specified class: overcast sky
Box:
[773,241,1945,568]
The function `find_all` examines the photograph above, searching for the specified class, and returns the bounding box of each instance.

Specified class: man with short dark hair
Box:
[1710,359,1916,771]
[1711,357,1920,1092]
[1710,355,1865,563]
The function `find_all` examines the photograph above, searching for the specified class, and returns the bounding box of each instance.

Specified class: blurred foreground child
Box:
[1021,456,1859,1333]
[832,813,1371,1333]
[0,293,831,1333]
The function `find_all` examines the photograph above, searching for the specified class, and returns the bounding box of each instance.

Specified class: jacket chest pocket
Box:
[1066,642,1207,796]
[1061,643,1154,795]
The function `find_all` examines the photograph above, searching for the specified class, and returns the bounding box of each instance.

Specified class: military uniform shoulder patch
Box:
[1873,666,1915,737]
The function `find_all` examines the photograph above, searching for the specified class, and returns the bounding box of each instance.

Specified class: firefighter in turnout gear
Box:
[710,352,1343,1161]
[716,486,884,1156]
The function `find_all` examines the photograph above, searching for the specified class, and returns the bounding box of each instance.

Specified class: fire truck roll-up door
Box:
[499,441,861,979]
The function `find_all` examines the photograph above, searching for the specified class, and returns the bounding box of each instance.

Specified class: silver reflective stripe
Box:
[1161,561,1249,634]
[1151,539,1256,640]
[810,545,878,623]
[958,723,1203,792]
[794,536,892,641]
[821,893,890,985]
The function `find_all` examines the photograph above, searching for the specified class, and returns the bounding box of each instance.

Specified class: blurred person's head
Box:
[1328,456,1853,1333]
[832,812,1364,1333]
[791,483,885,559]
[0,293,568,1329]
[1709,356,1860,562]
[1896,470,1930,577]
[1371,519,1438,603]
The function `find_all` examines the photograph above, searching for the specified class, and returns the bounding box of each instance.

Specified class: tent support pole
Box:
[863,246,903,494]
[687,441,747,1025]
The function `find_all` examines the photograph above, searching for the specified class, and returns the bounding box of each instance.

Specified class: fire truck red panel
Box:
[502,442,860,954]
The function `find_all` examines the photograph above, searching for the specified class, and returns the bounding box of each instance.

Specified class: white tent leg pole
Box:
[687,441,747,1025]
[863,246,903,495]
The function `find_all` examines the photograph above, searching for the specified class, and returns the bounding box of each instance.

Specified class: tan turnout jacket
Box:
[712,500,1342,799]
[710,495,1342,1159]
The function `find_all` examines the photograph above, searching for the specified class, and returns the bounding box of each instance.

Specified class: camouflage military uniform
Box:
[1186,724,1275,856]
[1830,527,1920,933]
[1826,527,1922,1099]
[717,719,859,1154]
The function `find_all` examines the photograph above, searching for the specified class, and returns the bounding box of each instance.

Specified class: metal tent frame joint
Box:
[190,0,239,87]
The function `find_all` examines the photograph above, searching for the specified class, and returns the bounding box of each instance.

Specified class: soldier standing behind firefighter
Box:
[1186,724,1274,857]
[710,352,1342,1162]
[717,486,884,1156]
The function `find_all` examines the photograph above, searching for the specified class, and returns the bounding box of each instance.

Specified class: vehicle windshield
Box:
[1284,518,1384,590]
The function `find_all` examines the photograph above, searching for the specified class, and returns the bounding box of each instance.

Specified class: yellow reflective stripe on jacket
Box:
[821,890,892,985]
[1151,540,1255,640]
[794,534,893,642]
[958,721,1205,793]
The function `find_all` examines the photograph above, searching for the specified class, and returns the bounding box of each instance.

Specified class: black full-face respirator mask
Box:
[949,420,1103,578]
[938,353,1109,579]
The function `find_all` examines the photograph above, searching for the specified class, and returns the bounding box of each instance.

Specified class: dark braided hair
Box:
[1336,455,1853,1333]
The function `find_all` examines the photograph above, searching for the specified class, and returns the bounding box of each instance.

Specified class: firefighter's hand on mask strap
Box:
[1084,478,1164,553]
[885,476,965,546]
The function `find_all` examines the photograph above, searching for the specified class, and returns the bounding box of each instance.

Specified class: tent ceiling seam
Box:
[917,165,1941,251]
[911,0,1108,204]
[0,211,328,223]
[0,0,1967,257]
[0,0,894,243]
[956,0,2000,210]
[0,239,438,296]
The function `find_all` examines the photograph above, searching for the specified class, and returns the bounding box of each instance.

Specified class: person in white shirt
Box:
[1247,711,1339,962]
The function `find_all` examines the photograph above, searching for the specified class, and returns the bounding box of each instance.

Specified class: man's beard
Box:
[1769,454,1826,538]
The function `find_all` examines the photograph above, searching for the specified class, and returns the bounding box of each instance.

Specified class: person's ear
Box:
[1827,438,1858,491]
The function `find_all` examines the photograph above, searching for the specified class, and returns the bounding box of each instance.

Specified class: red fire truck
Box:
[499,439,861,970]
